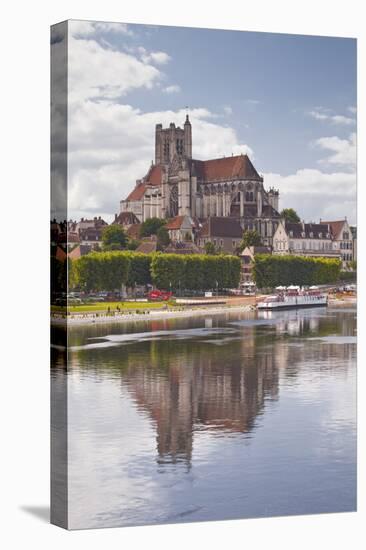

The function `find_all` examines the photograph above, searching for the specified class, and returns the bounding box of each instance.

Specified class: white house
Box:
[273,220,341,259]
[322,219,354,267]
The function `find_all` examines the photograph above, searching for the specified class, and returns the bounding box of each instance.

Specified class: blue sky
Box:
[123,25,356,173]
[65,20,357,223]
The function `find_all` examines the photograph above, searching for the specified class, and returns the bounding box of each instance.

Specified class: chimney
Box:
[114,213,117,221]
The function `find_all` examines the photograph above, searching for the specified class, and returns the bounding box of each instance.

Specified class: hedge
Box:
[253,254,341,288]
[72,251,131,291]
[339,271,356,282]
[151,253,241,290]
[71,251,241,292]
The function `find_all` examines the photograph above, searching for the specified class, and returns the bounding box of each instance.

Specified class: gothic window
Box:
[230,191,240,216]
[163,140,170,162]
[176,138,184,156]
[169,184,179,217]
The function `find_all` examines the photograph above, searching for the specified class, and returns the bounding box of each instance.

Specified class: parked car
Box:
[147,289,173,301]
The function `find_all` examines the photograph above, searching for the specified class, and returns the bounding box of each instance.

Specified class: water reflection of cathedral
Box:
[121,327,280,466]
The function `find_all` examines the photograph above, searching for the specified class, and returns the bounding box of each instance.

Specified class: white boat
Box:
[257,285,327,310]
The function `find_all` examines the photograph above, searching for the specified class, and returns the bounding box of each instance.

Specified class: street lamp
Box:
[216,280,218,297]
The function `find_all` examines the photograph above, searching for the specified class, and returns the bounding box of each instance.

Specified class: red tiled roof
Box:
[68,245,92,260]
[145,164,162,185]
[165,216,185,230]
[126,165,163,201]
[136,241,157,254]
[191,155,261,183]
[127,223,142,239]
[126,182,147,201]
[322,220,346,238]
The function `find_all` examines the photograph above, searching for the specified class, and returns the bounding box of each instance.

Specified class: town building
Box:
[164,215,199,243]
[322,219,354,267]
[73,216,109,248]
[272,220,341,259]
[120,117,281,246]
[350,226,357,262]
[197,217,243,254]
[135,236,158,254]
[240,246,272,283]
[113,211,140,230]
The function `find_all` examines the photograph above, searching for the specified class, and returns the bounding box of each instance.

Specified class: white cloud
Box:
[68,35,162,102]
[69,20,132,38]
[265,169,356,223]
[142,51,171,65]
[137,46,171,65]
[348,106,357,114]
[315,133,356,167]
[223,105,233,115]
[308,109,355,126]
[163,84,181,93]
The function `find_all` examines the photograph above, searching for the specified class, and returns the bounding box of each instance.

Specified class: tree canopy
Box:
[280,208,301,223]
[140,217,166,237]
[204,242,217,255]
[238,229,262,252]
[101,225,128,250]
[71,251,241,292]
[253,254,341,288]
[156,226,171,250]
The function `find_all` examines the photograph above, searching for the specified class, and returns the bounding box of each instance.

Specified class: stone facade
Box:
[273,221,341,260]
[322,219,354,267]
[120,117,281,246]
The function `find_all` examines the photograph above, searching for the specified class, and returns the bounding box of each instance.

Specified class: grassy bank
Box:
[51,300,174,314]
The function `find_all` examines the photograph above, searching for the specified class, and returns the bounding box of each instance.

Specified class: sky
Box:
[61,20,357,224]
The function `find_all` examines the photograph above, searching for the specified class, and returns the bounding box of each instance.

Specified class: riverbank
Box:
[51,292,356,327]
[51,302,255,326]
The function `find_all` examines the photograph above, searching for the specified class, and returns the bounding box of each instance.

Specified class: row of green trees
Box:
[71,251,241,291]
[151,253,241,290]
[253,254,341,288]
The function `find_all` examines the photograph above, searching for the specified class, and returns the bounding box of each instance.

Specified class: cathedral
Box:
[120,116,281,245]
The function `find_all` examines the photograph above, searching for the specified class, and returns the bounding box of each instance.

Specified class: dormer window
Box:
[301,231,305,238]
[318,232,322,238]
[289,230,293,237]
[309,232,314,238]
[326,233,330,238]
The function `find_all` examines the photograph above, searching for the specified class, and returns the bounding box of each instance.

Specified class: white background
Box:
[1,1,364,548]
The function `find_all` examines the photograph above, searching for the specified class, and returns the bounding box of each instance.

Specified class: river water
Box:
[54,306,356,529]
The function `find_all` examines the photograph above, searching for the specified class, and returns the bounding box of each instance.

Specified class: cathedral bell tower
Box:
[154,115,192,165]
